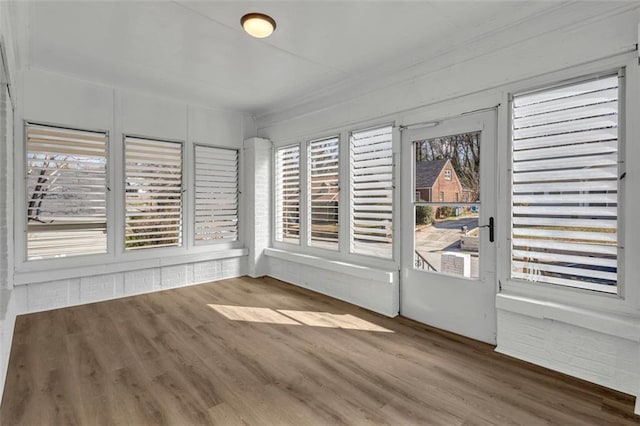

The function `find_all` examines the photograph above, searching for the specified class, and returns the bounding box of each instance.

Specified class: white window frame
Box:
[307,135,341,251]
[14,116,247,283]
[273,143,302,247]
[496,54,637,316]
[349,125,395,260]
[193,143,240,246]
[123,134,185,252]
[444,169,452,180]
[16,120,114,270]
[509,72,621,295]
[271,123,399,270]
[24,122,110,260]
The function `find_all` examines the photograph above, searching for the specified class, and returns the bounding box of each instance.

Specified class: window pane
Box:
[275,145,300,244]
[415,205,480,278]
[511,74,619,293]
[125,137,183,250]
[414,131,481,279]
[415,132,480,202]
[350,126,393,258]
[194,145,238,244]
[308,136,339,250]
[26,124,108,259]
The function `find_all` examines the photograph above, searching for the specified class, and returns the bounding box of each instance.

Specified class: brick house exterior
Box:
[415,158,471,203]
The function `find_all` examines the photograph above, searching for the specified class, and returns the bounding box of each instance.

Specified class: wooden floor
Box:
[1,277,638,425]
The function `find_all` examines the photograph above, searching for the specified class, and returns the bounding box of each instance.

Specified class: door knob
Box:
[479,217,494,243]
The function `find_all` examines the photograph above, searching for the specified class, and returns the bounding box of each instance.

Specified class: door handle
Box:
[479,217,494,243]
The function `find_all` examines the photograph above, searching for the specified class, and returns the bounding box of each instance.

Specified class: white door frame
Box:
[400,109,498,344]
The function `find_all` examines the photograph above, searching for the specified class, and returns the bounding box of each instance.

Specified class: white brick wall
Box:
[496,309,640,395]
[244,137,272,278]
[161,264,191,288]
[124,268,161,295]
[80,274,123,304]
[193,260,220,283]
[15,256,248,314]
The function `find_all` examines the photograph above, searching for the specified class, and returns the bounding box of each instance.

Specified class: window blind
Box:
[350,126,393,258]
[511,74,620,293]
[275,145,300,243]
[308,137,340,250]
[26,124,108,259]
[194,145,238,244]
[125,136,183,250]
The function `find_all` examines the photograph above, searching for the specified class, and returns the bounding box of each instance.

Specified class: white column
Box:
[243,137,272,277]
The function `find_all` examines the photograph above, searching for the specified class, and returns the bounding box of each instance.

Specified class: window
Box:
[125,136,183,250]
[416,191,421,201]
[445,169,452,180]
[350,125,393,258]
[455,193,459,202]
[308,136,339,250]
[26,123,108,259]
[194,145,238,244]
[511,73,620,293]
[275,145,300,243]
[414,132,481,278]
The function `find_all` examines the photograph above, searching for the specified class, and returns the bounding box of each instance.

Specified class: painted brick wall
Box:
[244,138,272,277]
[14,257,247,314]
[431,166,464,203]
[496,309,640,395]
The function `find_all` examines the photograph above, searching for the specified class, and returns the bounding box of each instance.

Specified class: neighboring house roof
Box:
[415,158,451,188]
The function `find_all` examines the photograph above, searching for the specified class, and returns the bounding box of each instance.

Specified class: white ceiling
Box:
[15,1,618,114]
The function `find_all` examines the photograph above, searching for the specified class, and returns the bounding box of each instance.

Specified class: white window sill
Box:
[264,248,396,284]
[496,292,640,342]
[14,248,249,285]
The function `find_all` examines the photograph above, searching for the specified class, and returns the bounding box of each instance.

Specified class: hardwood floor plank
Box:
[1,276,638,425]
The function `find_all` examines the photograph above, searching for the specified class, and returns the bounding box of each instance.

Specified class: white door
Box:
[400,110,498,344]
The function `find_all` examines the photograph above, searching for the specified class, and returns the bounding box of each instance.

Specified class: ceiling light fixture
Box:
[241,13,276,38]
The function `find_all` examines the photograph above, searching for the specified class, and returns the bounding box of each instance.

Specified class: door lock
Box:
[479,217,494,243]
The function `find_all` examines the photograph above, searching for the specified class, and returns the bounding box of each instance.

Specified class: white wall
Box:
[256,5,640,401]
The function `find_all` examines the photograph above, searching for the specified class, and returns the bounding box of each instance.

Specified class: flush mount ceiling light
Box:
[241,13,276,38]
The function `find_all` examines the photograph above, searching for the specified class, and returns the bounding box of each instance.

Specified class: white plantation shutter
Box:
[511,74,620,293]
[194,145,238,244]
[26,124,108,259]
[275,145,300,243]
[350,126,393,258]
[308,137,340,250]
[125,136,183,250]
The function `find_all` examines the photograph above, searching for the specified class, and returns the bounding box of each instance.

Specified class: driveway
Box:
[416,216,478,252]
[415,215,479,277]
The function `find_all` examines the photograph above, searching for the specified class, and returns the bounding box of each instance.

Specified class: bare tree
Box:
[415,132,480,200]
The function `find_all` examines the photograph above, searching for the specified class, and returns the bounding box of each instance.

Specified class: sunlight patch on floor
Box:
[207,305,300,325]
[207,304,393,333]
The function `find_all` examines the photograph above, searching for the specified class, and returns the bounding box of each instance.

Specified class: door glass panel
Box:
[413,131,481,279]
